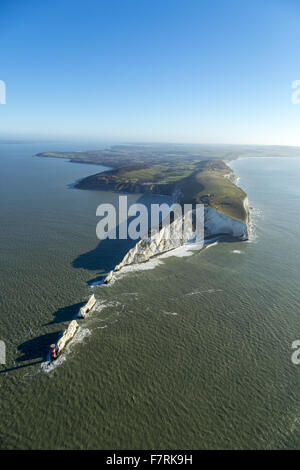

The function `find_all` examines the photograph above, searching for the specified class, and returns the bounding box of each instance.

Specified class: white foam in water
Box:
[163,311,178,316]
[120,292,139,297]
[111,241,204,281]
[205,241,219,249]
[41,353,67,374]
[90,299,124,327]
[95,300,121,311]
[159,241,204,259]
[232,250,242,254]
[186,288,223,296]
[94,299,110,312]
[90,279,104,287]
[74,327,91,344]
[159,246,193,259]
[93,238,206,287]
[113,257,163,280]
[246,206,263,244]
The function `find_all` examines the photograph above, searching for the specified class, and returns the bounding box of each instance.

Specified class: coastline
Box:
[38,151,251,369]
[6,144,295,451]
[102,162,250,283]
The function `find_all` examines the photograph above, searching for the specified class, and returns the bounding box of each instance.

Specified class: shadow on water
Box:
[16,331,62,363]
[7,234,243,374]
[10,189,245,374]
[9,302,85,371]
[72,194,245,285]
[71,193,161,284]
[205,234,245,244]
[44,301,85,326]
[72,237,137,285]
[10,194,143,370]
[0,361,43,374]
[9,194,175,373]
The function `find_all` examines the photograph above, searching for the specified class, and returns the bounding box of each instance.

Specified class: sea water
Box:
[1,145,300,449]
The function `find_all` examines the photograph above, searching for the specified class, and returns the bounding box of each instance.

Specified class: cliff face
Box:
[76,159,248,225]
[204,199,249,240]
[77,294,96,318]
[75,157,250,279]
[114,213,196,271]
[57,320,78,354]
[112,203,250,274]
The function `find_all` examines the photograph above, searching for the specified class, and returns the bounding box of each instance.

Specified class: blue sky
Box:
[1,0,300,145]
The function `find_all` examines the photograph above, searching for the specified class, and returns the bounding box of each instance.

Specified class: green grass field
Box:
[74,158,248,223]
[37,145,250,223]
[178,160,247,222]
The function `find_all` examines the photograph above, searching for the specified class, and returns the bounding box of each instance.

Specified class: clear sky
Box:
[1,0,300,145]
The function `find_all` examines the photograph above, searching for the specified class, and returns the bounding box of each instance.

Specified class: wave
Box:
[112,257,163,279]
[159,242,203,259]
[98,240,205,284]
[205,241,219,249]
[186,288,223,296]
[246,206,263,243]
[94,299,111,312]
[89,279,105,287]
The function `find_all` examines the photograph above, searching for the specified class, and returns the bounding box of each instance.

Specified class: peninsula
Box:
[37,144,249,224]
[37,144,250,276]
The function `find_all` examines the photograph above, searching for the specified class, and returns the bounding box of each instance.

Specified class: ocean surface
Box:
[1,144,300,449]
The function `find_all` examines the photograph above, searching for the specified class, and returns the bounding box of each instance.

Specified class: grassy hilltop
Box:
[37,144,253,223]
[74,159,247,223]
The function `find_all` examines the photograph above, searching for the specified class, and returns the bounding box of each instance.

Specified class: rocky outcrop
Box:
[77,294,96,318]
[91,161,250,282]
[104,271,114,284]
[48,297,94,363]
[114,211,198,271]
[106,202,250,280]
[57,320,79,354]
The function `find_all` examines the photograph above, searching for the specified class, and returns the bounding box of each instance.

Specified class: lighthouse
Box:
[50,344,57,361]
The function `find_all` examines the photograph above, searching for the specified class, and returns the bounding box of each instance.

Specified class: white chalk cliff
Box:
[57,320,78,354]
[204,197,249,240]
[114,212,197,271]
[104,270,114,284]
[77,294,96,318]
[110,199,250,277]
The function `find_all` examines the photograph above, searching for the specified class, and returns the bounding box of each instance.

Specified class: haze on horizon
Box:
[1,0,300,147]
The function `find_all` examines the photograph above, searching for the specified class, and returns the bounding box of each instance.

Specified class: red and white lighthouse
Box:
[50,344,57,360]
